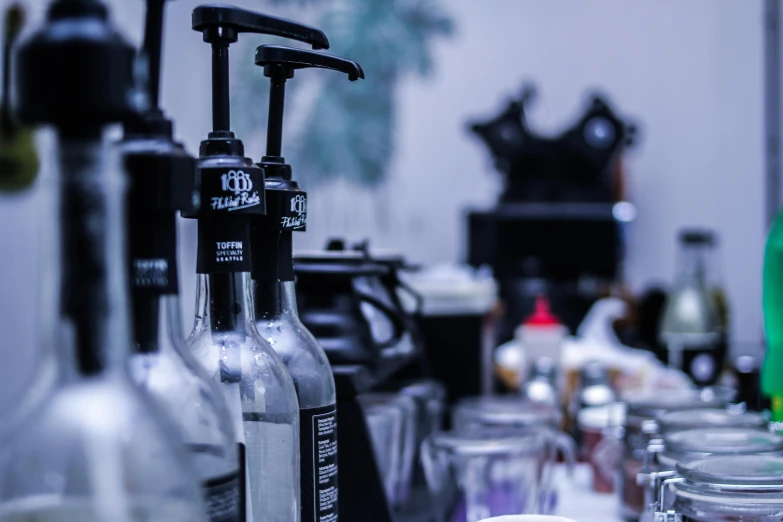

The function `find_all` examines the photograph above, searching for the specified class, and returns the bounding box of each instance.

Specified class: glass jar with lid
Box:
[620,388,732,521]
[657,454,783,521]
[639,427,783,518]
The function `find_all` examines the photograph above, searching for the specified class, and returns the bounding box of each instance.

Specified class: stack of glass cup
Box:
[421,395,576,522]
[357,380,447,511]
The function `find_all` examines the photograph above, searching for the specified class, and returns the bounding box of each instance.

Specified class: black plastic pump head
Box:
[123,0,195,217]
[15,0,135,132]
[250,44,364,304]
[191,4,330,158]
[121,0,197,354]
[187,6,331,333]
[255,44,364,168]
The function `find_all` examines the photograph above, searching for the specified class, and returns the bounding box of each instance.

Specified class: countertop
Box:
[553,463,623,522]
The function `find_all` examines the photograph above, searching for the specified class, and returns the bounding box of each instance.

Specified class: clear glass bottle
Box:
[123,136,241,521]
[0,136,207,522]
[659,229,724,386]
[254,231,338,522]
[187,268,300,522]
[128,294,240,522]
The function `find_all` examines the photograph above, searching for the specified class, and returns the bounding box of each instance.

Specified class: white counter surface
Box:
[552,463,623,522]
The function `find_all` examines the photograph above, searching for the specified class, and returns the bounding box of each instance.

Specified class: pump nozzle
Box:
[192,4,329,49]
[192,4,329,140]
[255,45,364,81]
[255,44,364,159]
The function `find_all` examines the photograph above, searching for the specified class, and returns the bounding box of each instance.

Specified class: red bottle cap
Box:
[524,295,561,326]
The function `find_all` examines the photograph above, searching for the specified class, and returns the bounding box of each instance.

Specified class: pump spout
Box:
[255,44,364,159]
[192,4,329,49]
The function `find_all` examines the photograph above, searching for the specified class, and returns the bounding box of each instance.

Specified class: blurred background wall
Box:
[0,0,766,407]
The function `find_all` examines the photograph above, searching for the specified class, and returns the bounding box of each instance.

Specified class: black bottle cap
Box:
[680,228,716,246]
[15,0,135,128]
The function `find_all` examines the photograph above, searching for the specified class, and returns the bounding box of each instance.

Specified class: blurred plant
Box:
[232,0,454,187]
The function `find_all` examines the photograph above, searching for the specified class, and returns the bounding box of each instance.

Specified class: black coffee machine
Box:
[295,241,434,522]
[466,84,639,341]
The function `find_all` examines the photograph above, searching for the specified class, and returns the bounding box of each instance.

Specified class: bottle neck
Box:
[127,205,181,354]
[252,230,296,319]
[131,294,183,355]
[194,272,256,336]
[255,280,300,321]
[57,134,131,379]
[678,245,712,286]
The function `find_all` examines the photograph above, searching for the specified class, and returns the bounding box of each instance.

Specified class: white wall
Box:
[0,0,766,409]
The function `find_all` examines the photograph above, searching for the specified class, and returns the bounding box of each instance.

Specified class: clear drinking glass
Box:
[453,396,575,512]
[422,430,552,522]
[401,380,447,445]
[359,393,418,507]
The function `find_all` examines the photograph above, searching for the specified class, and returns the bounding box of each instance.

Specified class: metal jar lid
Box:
[453,396,562,429]
[661,428,783,466]
[665,455,783,520]
[657,409,768,434]
[427,429,544,456]
[623,388,731,428]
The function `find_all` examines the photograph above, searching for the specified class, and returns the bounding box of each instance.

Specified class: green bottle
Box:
[763,210,783,421]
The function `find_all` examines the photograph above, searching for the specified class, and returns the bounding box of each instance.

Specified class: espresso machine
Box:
[466,84,639,341]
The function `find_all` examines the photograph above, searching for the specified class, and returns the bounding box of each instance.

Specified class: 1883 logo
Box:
[282,193,307,229]
[211,170,262,211]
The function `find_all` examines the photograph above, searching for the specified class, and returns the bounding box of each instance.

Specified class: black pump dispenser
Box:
[191,5,329,159]
[251,44,363,522]
[122,0,196,354]
[185,5,331,335]
[251,44,364,317]
[16,0,135,374]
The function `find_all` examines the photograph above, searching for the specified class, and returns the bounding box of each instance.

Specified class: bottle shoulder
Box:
[129,351,236,453]
[0,376,203,507]
[185,325,299,418]
[255,317,336,407]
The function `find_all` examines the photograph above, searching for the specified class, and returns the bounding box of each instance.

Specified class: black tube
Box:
[265,74,286,157]
[253,230,281,318]
[131,295,160,354]
[59,141,109,375]
[142,0,165,110]
[209,272,238,333]
[212,44,230,132]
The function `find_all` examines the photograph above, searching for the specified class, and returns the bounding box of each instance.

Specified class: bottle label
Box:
[203,470,242,522]
[263,190,307,231]
[238,442,247,522]
[200,167,266,216]
[197,218,254,274]
[664,334,726,386]
[128,214,179,294]
[300,404,338,522]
